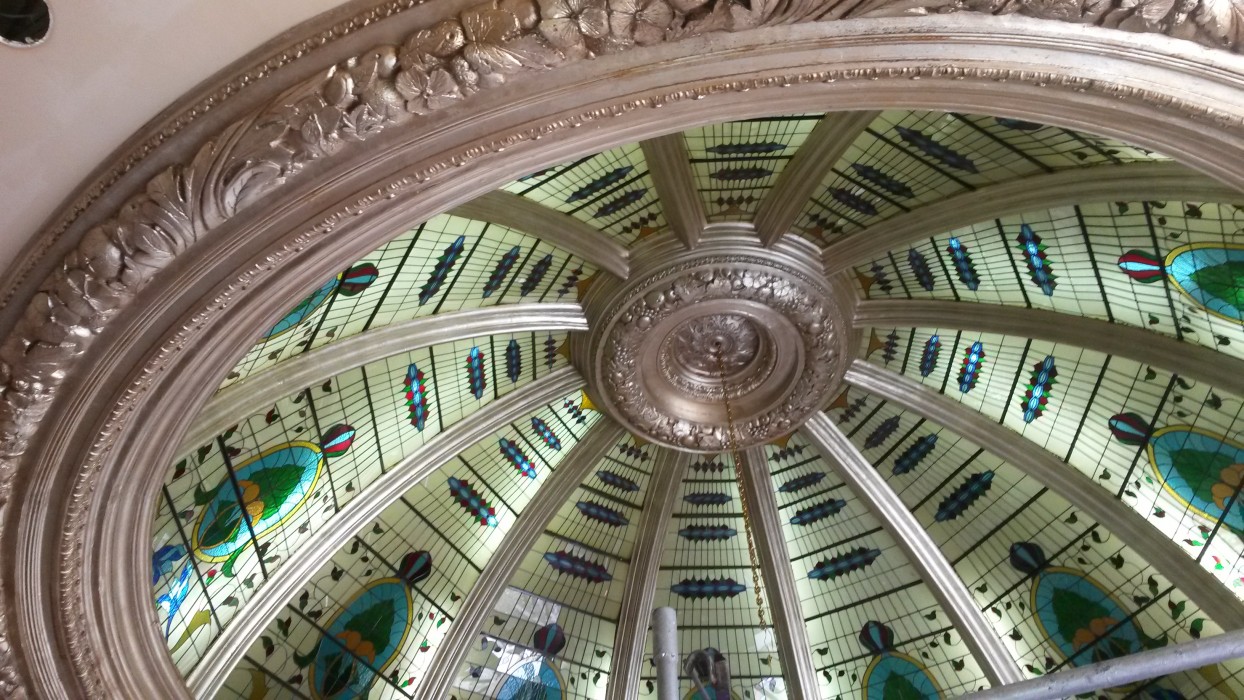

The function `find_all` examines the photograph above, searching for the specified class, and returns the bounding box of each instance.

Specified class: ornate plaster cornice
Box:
[415,419,626,698]
[854,300,1244,399]
[844,359,1244,631]
[605,448,689,700]
[802,414,1025,686]
[10,0,1244,325]
[0,0,443,317]
[186,365,585,697]
[3,10,1244,699]
[184,303,587,450]
[823,161,1238,275]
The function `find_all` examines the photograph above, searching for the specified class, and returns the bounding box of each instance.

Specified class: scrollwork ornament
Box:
[0,0,1239,691]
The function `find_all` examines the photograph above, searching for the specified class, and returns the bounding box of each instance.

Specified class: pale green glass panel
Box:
[642,451,788,699]
[215,395,600,699]
[682,115,821,222]
[455,433,656,699]
[222,214,597,390]
[501,143,666,248]
[764,435,988,697]
[856,200,1244,363]
[830,394,1244,694]
[859,327,1244,600]
[156,332,572,673]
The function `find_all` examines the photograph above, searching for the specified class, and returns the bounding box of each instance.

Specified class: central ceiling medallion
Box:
[574,231,850,452]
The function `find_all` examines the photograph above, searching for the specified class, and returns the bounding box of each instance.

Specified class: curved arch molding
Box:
[1,5,1244,698]
[187,367,585,697]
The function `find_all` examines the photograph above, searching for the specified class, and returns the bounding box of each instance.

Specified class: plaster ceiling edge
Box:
[2,16,1244,699]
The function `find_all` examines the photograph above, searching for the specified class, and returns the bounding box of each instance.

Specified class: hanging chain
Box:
[716,352,768,629]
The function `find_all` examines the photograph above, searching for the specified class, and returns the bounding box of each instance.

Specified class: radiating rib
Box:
[845,359,1244,631]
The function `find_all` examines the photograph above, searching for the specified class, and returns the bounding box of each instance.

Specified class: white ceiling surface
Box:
[0,0,347,267]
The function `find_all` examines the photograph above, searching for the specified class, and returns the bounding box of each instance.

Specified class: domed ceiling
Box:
[146,109,1244,699]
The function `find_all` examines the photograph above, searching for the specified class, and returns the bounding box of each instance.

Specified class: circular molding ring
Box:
[577,233,848,452]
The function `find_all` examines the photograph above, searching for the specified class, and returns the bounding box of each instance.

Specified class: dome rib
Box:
[606,450,689,700]
[738,444,824,696]
[855,300,1244,399]
[846,359,1244,630]
[823,162,1230,276]
[184,368,584,697]
[639,134,707,250]
[755,111,880,246]
[416,420,626,698]
[451,192,630,278]
[803,413,1024,685]
[183,304,588,451]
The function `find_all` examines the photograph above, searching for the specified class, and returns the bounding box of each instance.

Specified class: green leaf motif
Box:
[1170,449,1237,506]
[248,463,308,516]
[200,502,244,549]
[1190,260,1244,313]
[1170,600,1187,621]
[1051,588,1110,645]
[345,599,397,655]
[883,672,925,700]
[321,651,355,697]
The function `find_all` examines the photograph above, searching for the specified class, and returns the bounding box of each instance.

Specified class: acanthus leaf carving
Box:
[0,0,1240,692]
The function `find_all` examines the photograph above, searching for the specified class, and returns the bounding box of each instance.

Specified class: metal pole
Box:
[969,628,1244,700]
[653,606,680,700]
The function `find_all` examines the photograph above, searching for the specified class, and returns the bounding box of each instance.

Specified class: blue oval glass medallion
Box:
[193,442,322,562]
[310,578,414,699]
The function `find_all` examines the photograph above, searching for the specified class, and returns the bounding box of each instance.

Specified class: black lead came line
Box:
[303,389,342,515]
[1075,204,1116,324]
[215,434,271,581]
[161,485,225,631]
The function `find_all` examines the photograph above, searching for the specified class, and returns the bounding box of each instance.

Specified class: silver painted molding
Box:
[415,419,627,698]
[641,134,707,250]
[187,365,585,697]
[854,300,1244,399]
[739,446,823,699]
[574,231,849,451]
[844,359,1244,631]
[450,192,630,279]
[606,449,690,700]
[184,303,587,449]
[822,162,1238,275]
[968,627,1244,700]
[754,111,881,246]
[11,16,1244,699]
[801,414,1024,686]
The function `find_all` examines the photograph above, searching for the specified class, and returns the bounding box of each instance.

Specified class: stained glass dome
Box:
[145,109,1244,699]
